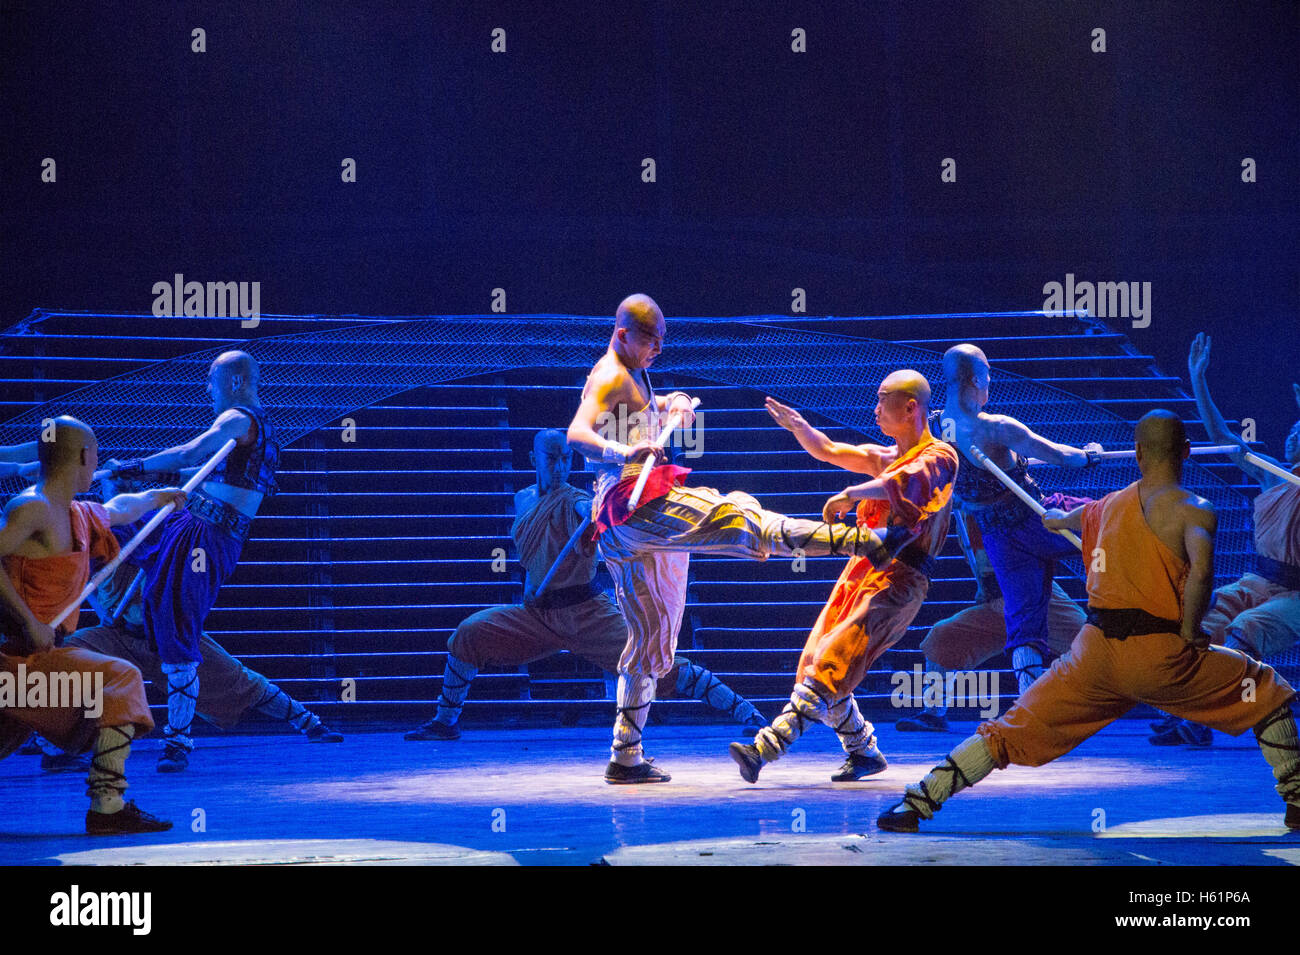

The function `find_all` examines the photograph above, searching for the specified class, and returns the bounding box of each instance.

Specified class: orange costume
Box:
[0,501,154,759]
[978,483,1294,767]
[885,480,1300,829]
[750,431,958,768]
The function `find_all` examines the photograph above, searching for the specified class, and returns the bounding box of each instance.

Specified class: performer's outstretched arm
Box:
[103,488,187,526]
[766,397,894,475]
[1188,332,1284,489]
[1042,504,1086,534]
[0,499,55,651]
[107,410,250,476]
[992,416,1098,468]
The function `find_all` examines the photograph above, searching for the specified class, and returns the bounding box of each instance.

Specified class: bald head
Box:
[943,344,989,387]
[531,428,573,491]
[212,350,259,387]
[38,416,97,476]
[615,294,664,333]
[875,369,934,438]
[1135,410,1189,468]
[533,428,567,457]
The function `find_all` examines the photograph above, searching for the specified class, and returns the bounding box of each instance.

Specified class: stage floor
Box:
[4,720,1298,866]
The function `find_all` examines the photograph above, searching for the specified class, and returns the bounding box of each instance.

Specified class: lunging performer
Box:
[569,294,907,783]
[877,412,1300,832]
[404,428,766,741]
[728,383,957,783]
[105,350,279,771]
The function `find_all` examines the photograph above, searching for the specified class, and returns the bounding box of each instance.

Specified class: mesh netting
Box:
[0,314,1255,585]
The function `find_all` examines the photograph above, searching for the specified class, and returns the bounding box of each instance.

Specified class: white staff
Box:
[1026,444,1240,467]
[50,438,237,630]
[532,397,701,600]
[967,443,1083,550]
[1244,452,1300,487]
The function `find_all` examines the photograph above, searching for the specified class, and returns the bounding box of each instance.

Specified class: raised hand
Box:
[1188,332,1211,381]
[765,396,807,432]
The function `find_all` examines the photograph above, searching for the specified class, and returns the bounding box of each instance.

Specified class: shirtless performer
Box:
[728,383,957,783]
[877,411,1300,832]
[940,344,1101,693]
[1151,334,1300,745]
[0,417,178,833]
[403,429,765,740]
[569,294,915,783]
[104,350,279,771]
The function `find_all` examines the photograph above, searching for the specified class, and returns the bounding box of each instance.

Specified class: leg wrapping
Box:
[675,656,761,724]
[162,661,198,750]
[901,734,997,820]
[1011,645,1048,695]
[611,673,655,766]
[1254,700,1300,805]
[435,655,478,726]
[86,724,135,814]
[753,680,829,763]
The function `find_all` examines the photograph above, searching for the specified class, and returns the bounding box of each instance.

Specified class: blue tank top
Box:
[208,405,279,496]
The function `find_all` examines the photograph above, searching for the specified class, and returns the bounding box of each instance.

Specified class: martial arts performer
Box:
[1151,334,1300,745]
[728,383,957,783]
[877,411,1300,832]
[68,479,343,761]
[0,417,176,833]
[104,350,279,771]
[405,428,765,740]
[895,508,1084,731]
[569,294,906,783]
[940,344,1101,692]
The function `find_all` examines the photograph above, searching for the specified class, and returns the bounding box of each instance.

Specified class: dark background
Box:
[2,1,1296,440]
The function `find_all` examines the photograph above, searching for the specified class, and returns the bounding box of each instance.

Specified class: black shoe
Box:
[156,740,189,773]
[604,761,671,784]
[86,800,174,835]
[1286,803,1300,831]
[1149,715,1180,734]
[306,723,344,743]
[404,719,461,741]
[41,752,92,773]
[729,741,763,783]
[831,749,888,782]
[876,800,922,833]
[1177,722,1213,747]
[17,735,43,756]
[896,712,950,732]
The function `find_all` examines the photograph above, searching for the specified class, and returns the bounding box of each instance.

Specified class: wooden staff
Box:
[966,443,1083,550]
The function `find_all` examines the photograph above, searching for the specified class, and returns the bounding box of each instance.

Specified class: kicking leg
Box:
[672,655,764,730]
[731,679,827,783]
[877,734,998,831]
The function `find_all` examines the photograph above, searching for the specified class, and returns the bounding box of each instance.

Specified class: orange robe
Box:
[978,482,1295,768]
[0,501,154,757]
[797,433,958,696]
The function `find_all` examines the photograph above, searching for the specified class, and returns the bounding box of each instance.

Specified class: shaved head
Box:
[943,344,989,386]
[615,294,664,333]
[533,428,567,457]
[1135,409,1189,466]
[38,415,96,475]
[212,350,259,387]
[880,369,932,409]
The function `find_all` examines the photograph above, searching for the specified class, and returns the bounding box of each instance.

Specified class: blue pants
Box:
[980,496,1085,655]
[128,511,246,666]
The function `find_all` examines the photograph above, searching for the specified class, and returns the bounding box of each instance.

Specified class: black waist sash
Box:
[1256,555,1300,591]
[1086,605,1181,640]
[894,541,938,579]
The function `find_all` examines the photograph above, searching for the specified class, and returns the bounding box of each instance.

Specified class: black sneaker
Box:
[604,761,671,784]
[896,712,950,732]
[403,719,460,741]
[729,741,763,783]
[876,800,922,833]
[831,749,888,782]
[41,752,92,773]
[86,800,174,835]
[156,740,189,773]
[306,723,344,743]
[1149,715,1181,734]
[17,735,43,756]
[1286,803,1300,831]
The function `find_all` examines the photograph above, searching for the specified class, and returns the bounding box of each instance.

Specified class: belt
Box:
[1255,555,1300,592]
[188,491,254,541]
[526,580,600,611]
[1086,605,1181,640]
[966,493,1038,533]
